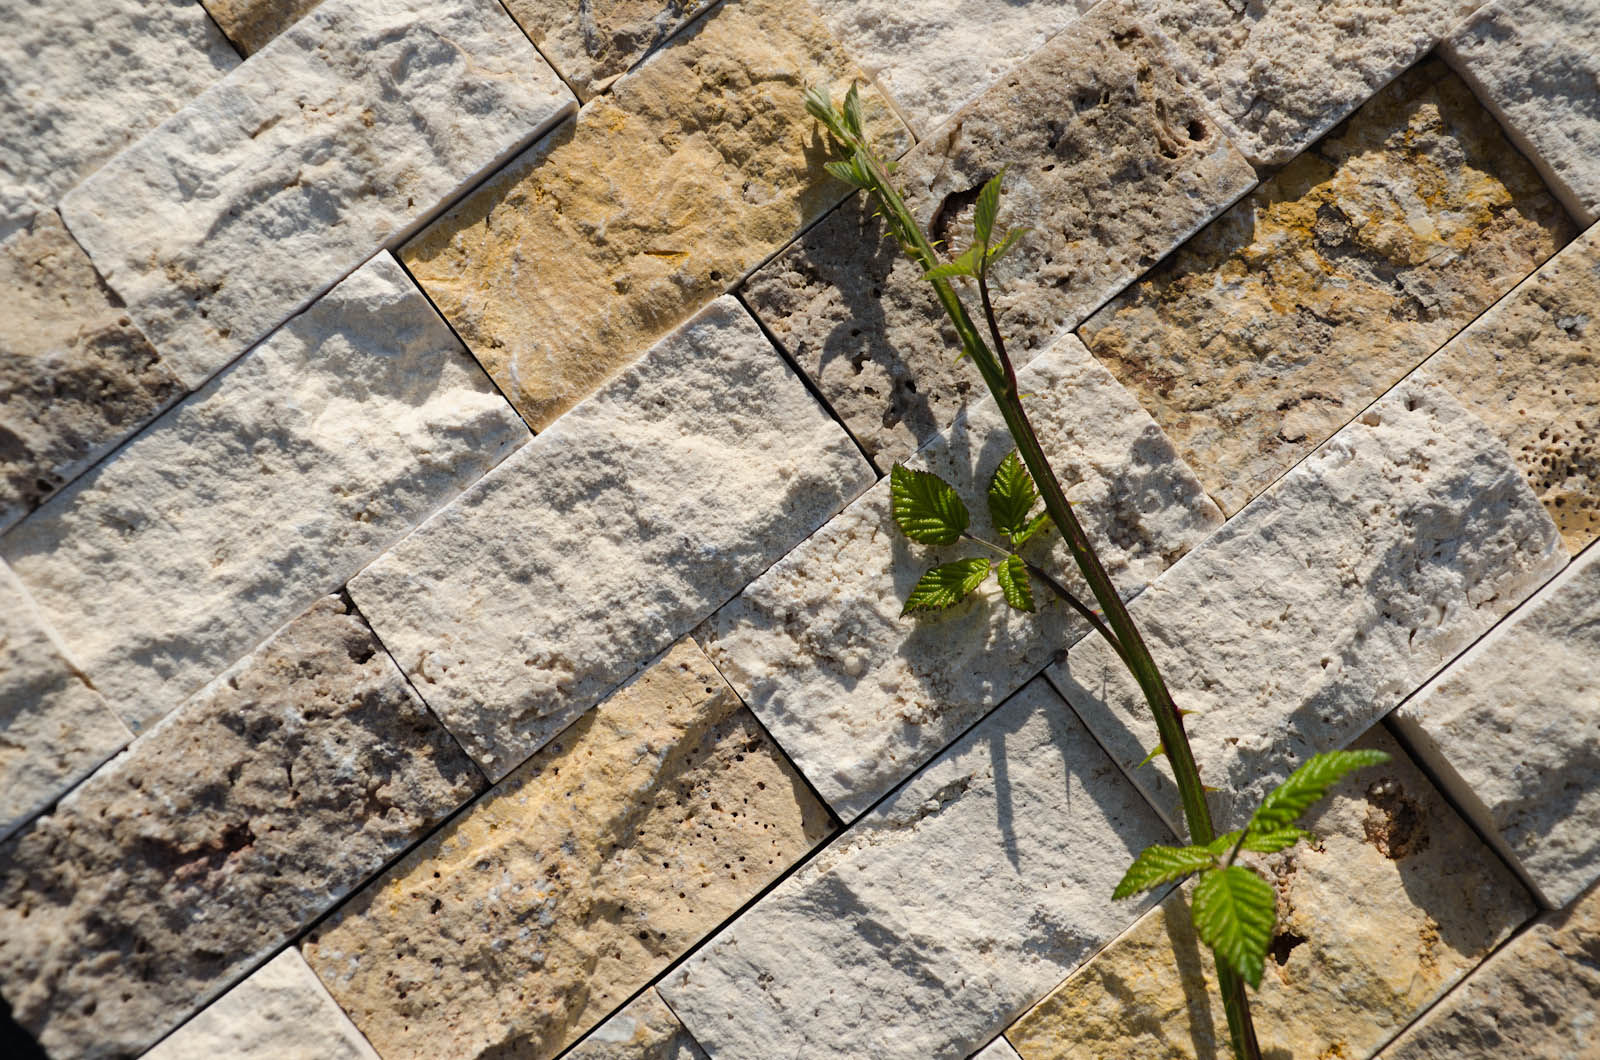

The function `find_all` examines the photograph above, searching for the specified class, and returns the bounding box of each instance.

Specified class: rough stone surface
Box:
[743,0,1256,468]
[0,0,238,241]
[1375,880,1600,1060]
[701,333,1222,820]
[0,561,130,843]
[201,0,325,53]
[60,0,574,391]
[142,949,379,1060]
[302,639,833,1060]
[1078,58,1576,517]
[0,595,485,1060]
[1136,0,1485,166]
[808,0,1097,135]
[1444,0,1600,225]
[401,0,908,432]
[1006,727,1536,1060]
[1417,222,1600,552]
[1393,544,1600,910]
[0,210,183,530]
[1049,380,1568,837]
[976,1038,1025,1060]
[348,296,872,780]
[2,254,528,733]
[565,990,708,1060]
[502,0,714,101]
[661,679,1176,1060]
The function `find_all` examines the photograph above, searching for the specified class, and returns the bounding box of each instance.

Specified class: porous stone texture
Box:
[744,0,1257,468]
[2,254,528,732]
[661,679,1175,1060]
[401,0,908,432]
[1375,880,1600,1060]
[565,989,708,1060]
[807,0,1097,135]
[0,595,485,1060]
[502,0,713,101]
[0,210,182,530]
[1393,544,1600,910]
[60,0,574,391]
[301,639,833,1060]
[701,333,1222,820]
[201,0,324,53]
[975,1038,1025,1060]
[1005,727,1537,1060]
[1136,0,1484,166]
[1049,380,1567,838]
[348,296,872,780]
[142,949,379,1060]
[1417,222,1600,552]
[1078,58,1576,517]
[0,561,130,843]
[0,0,238,241]
[1444,0,1600,225]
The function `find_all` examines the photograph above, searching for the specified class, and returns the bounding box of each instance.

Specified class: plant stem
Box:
[960,532,1126,661]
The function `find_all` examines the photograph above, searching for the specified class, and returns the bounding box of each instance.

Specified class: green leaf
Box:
[973,170,1005,250]
[1249,749,1392,834]
[985,227,1029,267]
[996,554,1034,612]
[1191,865,1277,988]
[924,246,981,281]
[804,86,846,141]
[841,82,866,140]
[1113,843,1219,900]
[986,451,1039,540]
[824,159,868,188]
[1205,830,1244,858]
[890,465,970,544]
[902,558,992,615]
[1013,510,1052,547]
[1240,826,1314,854]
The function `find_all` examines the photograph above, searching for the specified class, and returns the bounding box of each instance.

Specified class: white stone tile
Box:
[0,0,238,241]
[660,678,1174,1060]
[347,295,875,782]
[60,0,574,390]
[1393,544,1600,909]
[973,1037,1024,1060]
[1049,379,1567,837]
[700,332,1222,821]
[2,254,529,732]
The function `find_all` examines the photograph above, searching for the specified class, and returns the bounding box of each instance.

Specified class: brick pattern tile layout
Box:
[5,1,1600,1057]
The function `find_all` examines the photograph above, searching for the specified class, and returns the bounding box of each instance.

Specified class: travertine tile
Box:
[1078,58,1575,516]
[743,0,1256,468]
[401,0,908,431]
[1393,544,1600,909]
[565,989,707,1060]
[1444,0,1600,225]
[1006,727,1536,1060]
[143,949,379,1060]
[3,254,528,732]
[1136,0,1485,166]
[701,332,1222,820]
[0,560,129,842]
[1417,221,1600,551]
[1049,380,1567,839]
[0,210,182,529]
[200,0,324,54]
[661,679,1174,1060]
[302,640,832,1060]
[61,0,574,390]
[1375,880,1600,1060]
[347,296,872,780]
[0,596,484,1060]
[0,0,237,240]
[976,1038,1025,1060]
[501,0,713,101]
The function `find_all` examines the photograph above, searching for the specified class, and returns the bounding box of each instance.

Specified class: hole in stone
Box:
[1268,931,1307,966]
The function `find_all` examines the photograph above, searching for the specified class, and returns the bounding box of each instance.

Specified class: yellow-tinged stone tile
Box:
[1419,220,1600,551]
[401,0,906,431]
[1079,58,1575,516]
[301,639,834,1060]
[201,0,322,53]
[1004,726,1536,1060]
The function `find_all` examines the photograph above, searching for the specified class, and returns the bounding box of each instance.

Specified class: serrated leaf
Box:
[996,554,1034,612]
[987,450,1039,540]
[1113,843,1219,900]
[925,246,981,281]
[824,160,867,188]
[890,465,970,544]
[1205,830,1244,858]
[804,86,847,143]
[973,170,1005,250]
[1240,826,1314,854]
[985,227,1029,268]
[1192,866,1277,988]
[902,557,992,615]
[1013,510,1052,547]
[842,82,866,139]
[1249,749,1392,834]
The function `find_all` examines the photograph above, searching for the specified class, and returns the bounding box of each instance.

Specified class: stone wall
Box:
[2,0,1597,1057]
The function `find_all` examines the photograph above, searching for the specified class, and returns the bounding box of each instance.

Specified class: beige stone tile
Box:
[301,639,834,1060]
[1079,58,1576,516]
[565,989,707,1060]
[401,0,907,432]
[200,0,323,54]
[1006,727,1537,1060]
[501,0,715,101]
